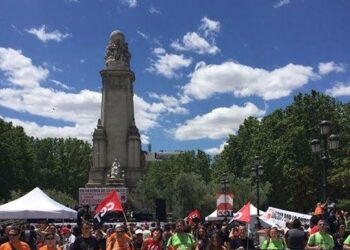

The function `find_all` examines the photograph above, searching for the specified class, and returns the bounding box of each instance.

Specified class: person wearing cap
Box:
[61,227,75,250]
[0,226,31,250]
[132,230,143,250]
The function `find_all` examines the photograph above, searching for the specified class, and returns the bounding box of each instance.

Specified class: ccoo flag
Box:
[94,190,123,223]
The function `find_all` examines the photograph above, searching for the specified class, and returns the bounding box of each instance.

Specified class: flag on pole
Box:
[187,209,201,225]
[230,201,251,223]
[94,190,123,224]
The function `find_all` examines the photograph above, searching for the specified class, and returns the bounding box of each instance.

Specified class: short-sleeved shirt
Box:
[261,239,285,250]
[307,232,334,250]
[0,241,31,250]
[167,233,194,250]
[344,235,350,245]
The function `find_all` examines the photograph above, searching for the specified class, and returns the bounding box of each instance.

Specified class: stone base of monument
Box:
[106,177,125,187]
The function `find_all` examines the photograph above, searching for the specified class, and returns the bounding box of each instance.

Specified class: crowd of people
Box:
[0,200,349,250]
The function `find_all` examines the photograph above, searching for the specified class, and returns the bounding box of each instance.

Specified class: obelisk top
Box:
[104,30,131,70]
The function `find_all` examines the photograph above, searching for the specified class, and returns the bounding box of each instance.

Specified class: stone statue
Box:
[108,158,121,178]
[104,30,131,69]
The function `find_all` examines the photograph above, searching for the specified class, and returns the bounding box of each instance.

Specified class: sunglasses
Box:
[46,237,55,240]
[8,234,19,237]
[116,231,124,233]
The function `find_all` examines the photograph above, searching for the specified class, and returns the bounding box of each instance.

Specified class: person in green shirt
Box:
[306,219,334,250]
[167,220,194,250]
[343,235,350,250]
[260,227,286,250]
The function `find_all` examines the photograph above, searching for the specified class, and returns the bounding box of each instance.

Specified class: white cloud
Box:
[50,79,74,90]
[149,6,161,14]
[148,92,188,114]
[204,141,228,155]
[199,17,221,37]
[141,134,150,145]
[121,0,137,8]
[274,0,290,8]
[171,32,220,55]
[325,82,350,97]
[171,17,220,55]
[0,47,186,143]
[318,61,346,75]
[175,102,266,140]
[26,25,70,43]
[137,30,149,39]
[0,48,49,88]
[147,48,192,78]
[184,61,316,101]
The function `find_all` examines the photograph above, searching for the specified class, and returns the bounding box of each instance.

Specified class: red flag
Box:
[94,190,123,223]
[231,201,251,223]
[187,209,201,225]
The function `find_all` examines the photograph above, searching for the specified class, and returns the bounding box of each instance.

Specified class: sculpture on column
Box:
[108,158,121,179]
[104,31,131,69]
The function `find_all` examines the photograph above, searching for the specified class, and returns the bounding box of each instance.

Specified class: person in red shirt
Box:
[141,228,162,250]
[0,226,31,250]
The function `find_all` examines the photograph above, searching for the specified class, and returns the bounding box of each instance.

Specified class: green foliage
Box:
[0,119,91,203]
[216,90,349,212]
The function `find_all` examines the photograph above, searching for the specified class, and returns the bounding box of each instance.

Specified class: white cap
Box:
[135,229,143,235]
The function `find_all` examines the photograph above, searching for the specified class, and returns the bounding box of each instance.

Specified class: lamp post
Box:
[251,156,264,217]
[310,120,339,202]
[220,173,229,221]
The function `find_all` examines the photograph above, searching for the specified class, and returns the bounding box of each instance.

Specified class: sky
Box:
[0,0,349,155]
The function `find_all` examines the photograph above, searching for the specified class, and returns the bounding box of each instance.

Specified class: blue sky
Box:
[0,0,349,154]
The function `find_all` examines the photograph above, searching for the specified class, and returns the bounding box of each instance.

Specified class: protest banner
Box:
[259,206,311,228]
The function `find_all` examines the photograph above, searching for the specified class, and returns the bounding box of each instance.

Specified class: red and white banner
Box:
[79,187,127,208]
[230,201,251,223]
[94,190,123,223]
[187,209,201,225]
[216,192,234,217]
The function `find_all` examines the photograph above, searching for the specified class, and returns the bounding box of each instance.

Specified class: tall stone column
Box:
[86,30,144,190]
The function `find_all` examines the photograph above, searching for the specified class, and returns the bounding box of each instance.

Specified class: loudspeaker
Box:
[155,198,167,222]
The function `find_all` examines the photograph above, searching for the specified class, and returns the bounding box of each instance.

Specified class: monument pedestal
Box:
[106,177,125,187]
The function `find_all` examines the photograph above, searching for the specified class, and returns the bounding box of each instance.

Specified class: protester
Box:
[0,225,13,245]
[133,229,143,250]
[229,225,255,250]
[343,235,350,250]
[39,233,62,250]
[107,225,134,250]
[95,229,106,250]
[0,226,31,250]
[71,222,99,250]
[141,228,162,250]
[21,224,37,250]
[61,226,75,250]
[334,224,349,250]
[206,233,226,250]
[167,220,194,250]
[306,219,335,250]
[194,226,209,250]
[260,227,286,250]
[285,219,308,250]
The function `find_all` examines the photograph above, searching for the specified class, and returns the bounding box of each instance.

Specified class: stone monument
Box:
[86,30,144,190]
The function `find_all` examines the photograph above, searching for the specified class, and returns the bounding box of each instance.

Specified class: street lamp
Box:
[251,156,264,217]
[310,120,339,202]
[220,173,230,221]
